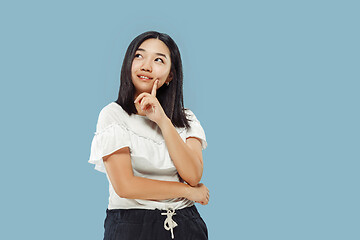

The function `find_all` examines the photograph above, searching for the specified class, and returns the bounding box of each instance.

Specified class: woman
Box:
[89,31,209,239]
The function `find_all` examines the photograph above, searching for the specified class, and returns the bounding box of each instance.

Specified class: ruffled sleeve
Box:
[185,109,208,150]
[88,108,131,173]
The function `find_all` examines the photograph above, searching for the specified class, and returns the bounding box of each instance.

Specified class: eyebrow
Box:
[137,48,167,59]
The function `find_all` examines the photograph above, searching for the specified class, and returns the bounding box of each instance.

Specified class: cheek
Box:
[131,60,142,73]
[131,63,137,74]
[156,68,171,79]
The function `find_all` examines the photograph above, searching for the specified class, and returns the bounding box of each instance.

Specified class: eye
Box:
[134,53,142,58]
[155,58,164,63]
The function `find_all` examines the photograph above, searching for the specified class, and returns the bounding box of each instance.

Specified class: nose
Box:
[141,58,152,72]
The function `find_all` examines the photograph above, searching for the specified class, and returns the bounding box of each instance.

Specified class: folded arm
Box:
[157,117,204,187]
[102,147,208,204]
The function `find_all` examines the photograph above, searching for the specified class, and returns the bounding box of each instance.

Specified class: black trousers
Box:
[103,205,208,240]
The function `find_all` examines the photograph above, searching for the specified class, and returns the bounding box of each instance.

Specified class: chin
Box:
[134,86,151,94]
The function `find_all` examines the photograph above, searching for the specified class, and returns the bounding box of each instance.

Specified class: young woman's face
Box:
[131,38,172,98]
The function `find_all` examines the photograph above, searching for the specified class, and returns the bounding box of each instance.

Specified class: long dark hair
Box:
[115,31,191,129]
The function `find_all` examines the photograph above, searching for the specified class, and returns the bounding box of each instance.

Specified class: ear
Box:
[167,72,173,82]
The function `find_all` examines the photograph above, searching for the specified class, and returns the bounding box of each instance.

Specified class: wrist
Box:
[157,115,171,129]
[183,184,192,199]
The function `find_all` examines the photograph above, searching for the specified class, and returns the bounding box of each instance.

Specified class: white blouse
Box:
[88,102,207,210]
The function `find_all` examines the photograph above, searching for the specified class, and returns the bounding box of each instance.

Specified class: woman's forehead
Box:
[137,38,170,57]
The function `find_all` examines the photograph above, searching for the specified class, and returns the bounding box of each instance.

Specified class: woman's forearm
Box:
[103,147,194,201]
[157,117,203,187]
[117,176,191,200]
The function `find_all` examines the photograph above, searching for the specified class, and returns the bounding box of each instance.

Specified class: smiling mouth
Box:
[138,75,153,80]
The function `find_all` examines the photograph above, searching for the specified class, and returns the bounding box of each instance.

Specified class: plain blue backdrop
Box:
[1,0,359,239]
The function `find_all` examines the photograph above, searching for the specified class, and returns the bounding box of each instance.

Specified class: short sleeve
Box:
[185,109,208,150]
[88,108,131,173]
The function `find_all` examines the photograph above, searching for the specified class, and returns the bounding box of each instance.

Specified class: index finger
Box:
[151,79,158,96]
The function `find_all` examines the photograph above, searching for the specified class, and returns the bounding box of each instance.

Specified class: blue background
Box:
[1,0,359,239]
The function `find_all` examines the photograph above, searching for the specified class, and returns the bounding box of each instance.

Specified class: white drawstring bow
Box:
[161,208,178,239]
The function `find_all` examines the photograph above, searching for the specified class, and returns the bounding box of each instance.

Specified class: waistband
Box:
[106,205,201,239]
[105,205,200,223]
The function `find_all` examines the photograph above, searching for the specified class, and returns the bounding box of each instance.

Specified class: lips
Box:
[137,75,153,80]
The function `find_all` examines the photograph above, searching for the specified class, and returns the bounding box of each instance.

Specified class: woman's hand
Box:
[134,79,168,125]
[186,183,210,205]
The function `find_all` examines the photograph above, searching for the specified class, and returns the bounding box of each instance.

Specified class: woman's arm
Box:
[157,117,204,187]
[133,81,204,187]
[103,147,209,204]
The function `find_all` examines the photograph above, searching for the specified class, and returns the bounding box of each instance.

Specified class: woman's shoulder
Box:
[96,102,160,138]
[96,102,130,130]
[182,107,207,150]
[102,101,133,118]
[183,108,200,123]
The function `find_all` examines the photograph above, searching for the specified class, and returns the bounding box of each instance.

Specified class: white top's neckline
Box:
[111,102,149,119]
